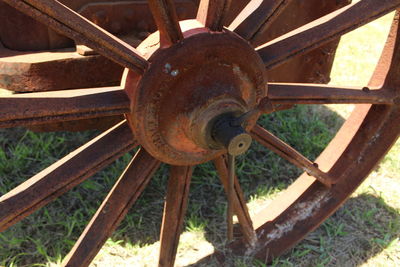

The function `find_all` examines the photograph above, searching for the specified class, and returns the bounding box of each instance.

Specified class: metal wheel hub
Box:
[124,20,267,165]
[2,0,400,266]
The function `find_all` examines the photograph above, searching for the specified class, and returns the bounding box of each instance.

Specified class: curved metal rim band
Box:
[227,103,400,259]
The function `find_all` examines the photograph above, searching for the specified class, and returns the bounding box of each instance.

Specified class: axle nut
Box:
[212,113,252,156]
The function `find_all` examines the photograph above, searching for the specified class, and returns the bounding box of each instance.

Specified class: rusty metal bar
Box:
[62,149,161,267]
[148,0,183,46]
[0,87,130,128]
[2,0,148,74]
[159,165,193,267]
[230,0,292,43]
[197,0,232,31]
[251,125,333,186]
[0,121,137,232]
[257,0,400,70]
[226,154,235,242]
[267,83,394,105]
[214,156,257,245]
[382,11,400,93]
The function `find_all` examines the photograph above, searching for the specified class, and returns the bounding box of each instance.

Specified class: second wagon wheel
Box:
[1,0,400,266]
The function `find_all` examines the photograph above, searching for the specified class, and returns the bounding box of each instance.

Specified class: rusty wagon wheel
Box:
[1,0,400,266]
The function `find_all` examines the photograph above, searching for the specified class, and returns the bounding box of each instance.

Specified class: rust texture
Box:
[0,49,124,92]
[263,0,351,83]
[1,0,344,95]
[214,156,256,245]
[148,0,184,46]
[1,1,400,267]
[124,22,266,165]
[159,165,193,267]
[62,149,160,266]
[197,0,233,31]
[0,121,137,231]
[0,87,130,128]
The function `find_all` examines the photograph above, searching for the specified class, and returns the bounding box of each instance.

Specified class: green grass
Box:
[1,8,400,267]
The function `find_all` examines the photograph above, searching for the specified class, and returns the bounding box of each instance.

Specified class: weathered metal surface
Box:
[0,0,197,92]
[263,0,351,84]
[62,149,160,267]
[226,154,235,241]
[1,1,400,267]
[2,0,148,74]
[0,0,246,51]
[27,116,124,132]
[78,0,196,36]
[0,0,197,51]
[228,104,400,260]
[226,9,400,262]
[0,1,73,51]
[0,49,125,92]
[212,114,253,156]
[124,21,266,165]
[0,87,130,128]
[278,0,351,83]
[197,0,232,31]
[257,0,400,71]
[0,0,344,94]
[230,0,293,42]
[148,0,184,47]
[159,165,193,267]
[0,120,137,232]
[251,125,333,187]
[229,0,352,83]
[267,83,394,105]
[0,0,247,96]
[213,156,256,245]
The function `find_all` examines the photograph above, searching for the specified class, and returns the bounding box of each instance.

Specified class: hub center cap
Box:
[124,20,267,165]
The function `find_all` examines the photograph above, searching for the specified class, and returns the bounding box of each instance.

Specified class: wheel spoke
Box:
[2,0,147,74]
[267,83,394,105]
[381,11,400,92]
[158,165,193,267]
[148,0,183,47]
[256,0,400,70]
[0,121,137,232]
[229,0,292,44]
[62,149,161,267]
[226,154,235,241]
[213,156,257,245]
[251,125,333,186]
[0,87,130,128]
[197,0,232,31]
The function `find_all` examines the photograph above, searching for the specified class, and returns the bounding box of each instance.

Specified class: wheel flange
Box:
[124,20,267,165]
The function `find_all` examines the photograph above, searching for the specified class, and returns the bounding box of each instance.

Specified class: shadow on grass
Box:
[284,192,400,267]
[0,105,397,266]
[189,192,400,267]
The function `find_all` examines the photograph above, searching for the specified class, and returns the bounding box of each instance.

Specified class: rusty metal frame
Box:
[0,0,399,266]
